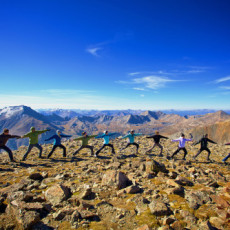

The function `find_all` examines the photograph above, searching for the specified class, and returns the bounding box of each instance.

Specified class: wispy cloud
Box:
[40,89,95,95]
[86,34,132,57]
[214,76,230,83]
[86,47,102,57]
[133,76,177,90]
[128,66,210,77]
[133,87,146,91]
[118,75,180,90]
[219,86,230,90]
[129,72,141,76]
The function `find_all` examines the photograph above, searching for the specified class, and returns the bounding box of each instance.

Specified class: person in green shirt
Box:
[72,131,96,156]
[21,127,50,161]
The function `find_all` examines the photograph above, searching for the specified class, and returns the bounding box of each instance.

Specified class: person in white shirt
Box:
[171,133,193,160]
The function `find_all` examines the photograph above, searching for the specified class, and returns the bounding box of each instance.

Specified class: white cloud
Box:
[219,86,230,90]
[118,74,180,90]
[129,72,141,76]
[215,76,230,83]
[86,47,102,57]
[133,87,146,91]
[40,89,95,95]
[133,76,176,90]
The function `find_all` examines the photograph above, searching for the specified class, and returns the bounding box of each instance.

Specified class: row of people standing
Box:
[0,128,229,163]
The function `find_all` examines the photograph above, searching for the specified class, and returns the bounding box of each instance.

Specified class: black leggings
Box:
[73,145,94,156]
[0,145,14,161]
[96,144,115,155]
[23,144,43,160]
[172,147,187,159]
[47,144,66,158]
[124,143,139,151]
[195,148,211,159]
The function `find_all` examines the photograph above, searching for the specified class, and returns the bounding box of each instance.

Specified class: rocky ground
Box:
[0,137,229,230]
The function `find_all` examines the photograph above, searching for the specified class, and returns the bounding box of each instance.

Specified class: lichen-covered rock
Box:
[101,170,131,189]
[185,191,210,210]
[149,200,172,216]
[45,184,71,206]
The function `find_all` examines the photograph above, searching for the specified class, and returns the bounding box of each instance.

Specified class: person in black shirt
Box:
[146,131,168,156]
[0,128,21,162]
[193,134,217,161]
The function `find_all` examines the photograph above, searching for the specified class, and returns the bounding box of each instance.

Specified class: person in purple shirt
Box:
[171,133,193,160]
[45,130,71,158]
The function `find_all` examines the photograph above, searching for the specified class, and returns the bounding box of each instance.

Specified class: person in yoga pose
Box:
[95,131,116,157]
[193,134,217,161]
[121,130,142,154]
[72,132,97,156]
[22,127,50,161]
[45,130,72,158]
[0,128,21,162]
[171,133,193,160]
[146,130,168,156]
[222,142,230,163]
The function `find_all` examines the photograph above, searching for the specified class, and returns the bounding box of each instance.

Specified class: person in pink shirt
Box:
[171,133,193,160]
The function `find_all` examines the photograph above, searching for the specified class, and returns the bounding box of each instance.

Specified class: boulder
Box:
[45,184,71,206]
[125,185,141,194]
[101,170,131,189]
[185,191,210,210]
[149,200,172,216]
[29,173,44,181]
[175,176,194,186]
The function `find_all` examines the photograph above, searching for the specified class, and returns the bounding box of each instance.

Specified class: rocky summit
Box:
[0,137,229,230]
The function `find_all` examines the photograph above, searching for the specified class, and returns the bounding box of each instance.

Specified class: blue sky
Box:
[0,0,230,110]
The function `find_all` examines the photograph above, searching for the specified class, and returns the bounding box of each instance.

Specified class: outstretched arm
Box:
[45,135,55,141]
[74,136,84,141]
[225,143,230,145]
[135,133,142,136]
[146,135,154,139]
[193,139,201,146]
[108,133,117,137]
[207,138,217,144]
[22,132,30,138]
[95,134,105,139]
[37,129,50,134]
[9,135,21,139]
[172,138,180,142]
[122,134,129,139]
[159,135,168,139]
[60,134,72,138]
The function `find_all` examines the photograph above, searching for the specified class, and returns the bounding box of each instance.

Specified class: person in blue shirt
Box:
[95,131,116,157]
[45,130,71,158]
[121,130,142,154]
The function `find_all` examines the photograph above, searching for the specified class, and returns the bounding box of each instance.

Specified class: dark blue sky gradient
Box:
[0,0,230,109]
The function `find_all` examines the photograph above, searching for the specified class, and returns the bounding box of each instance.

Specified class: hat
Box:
[3,128,9,133]
[56,130,61,135]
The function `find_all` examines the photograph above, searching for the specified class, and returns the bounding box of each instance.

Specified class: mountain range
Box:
[1,105,230,149]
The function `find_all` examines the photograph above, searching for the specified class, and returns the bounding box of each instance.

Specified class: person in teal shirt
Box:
[121,130,142,154]
[95,131,116,157]
[22,127,50,161]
